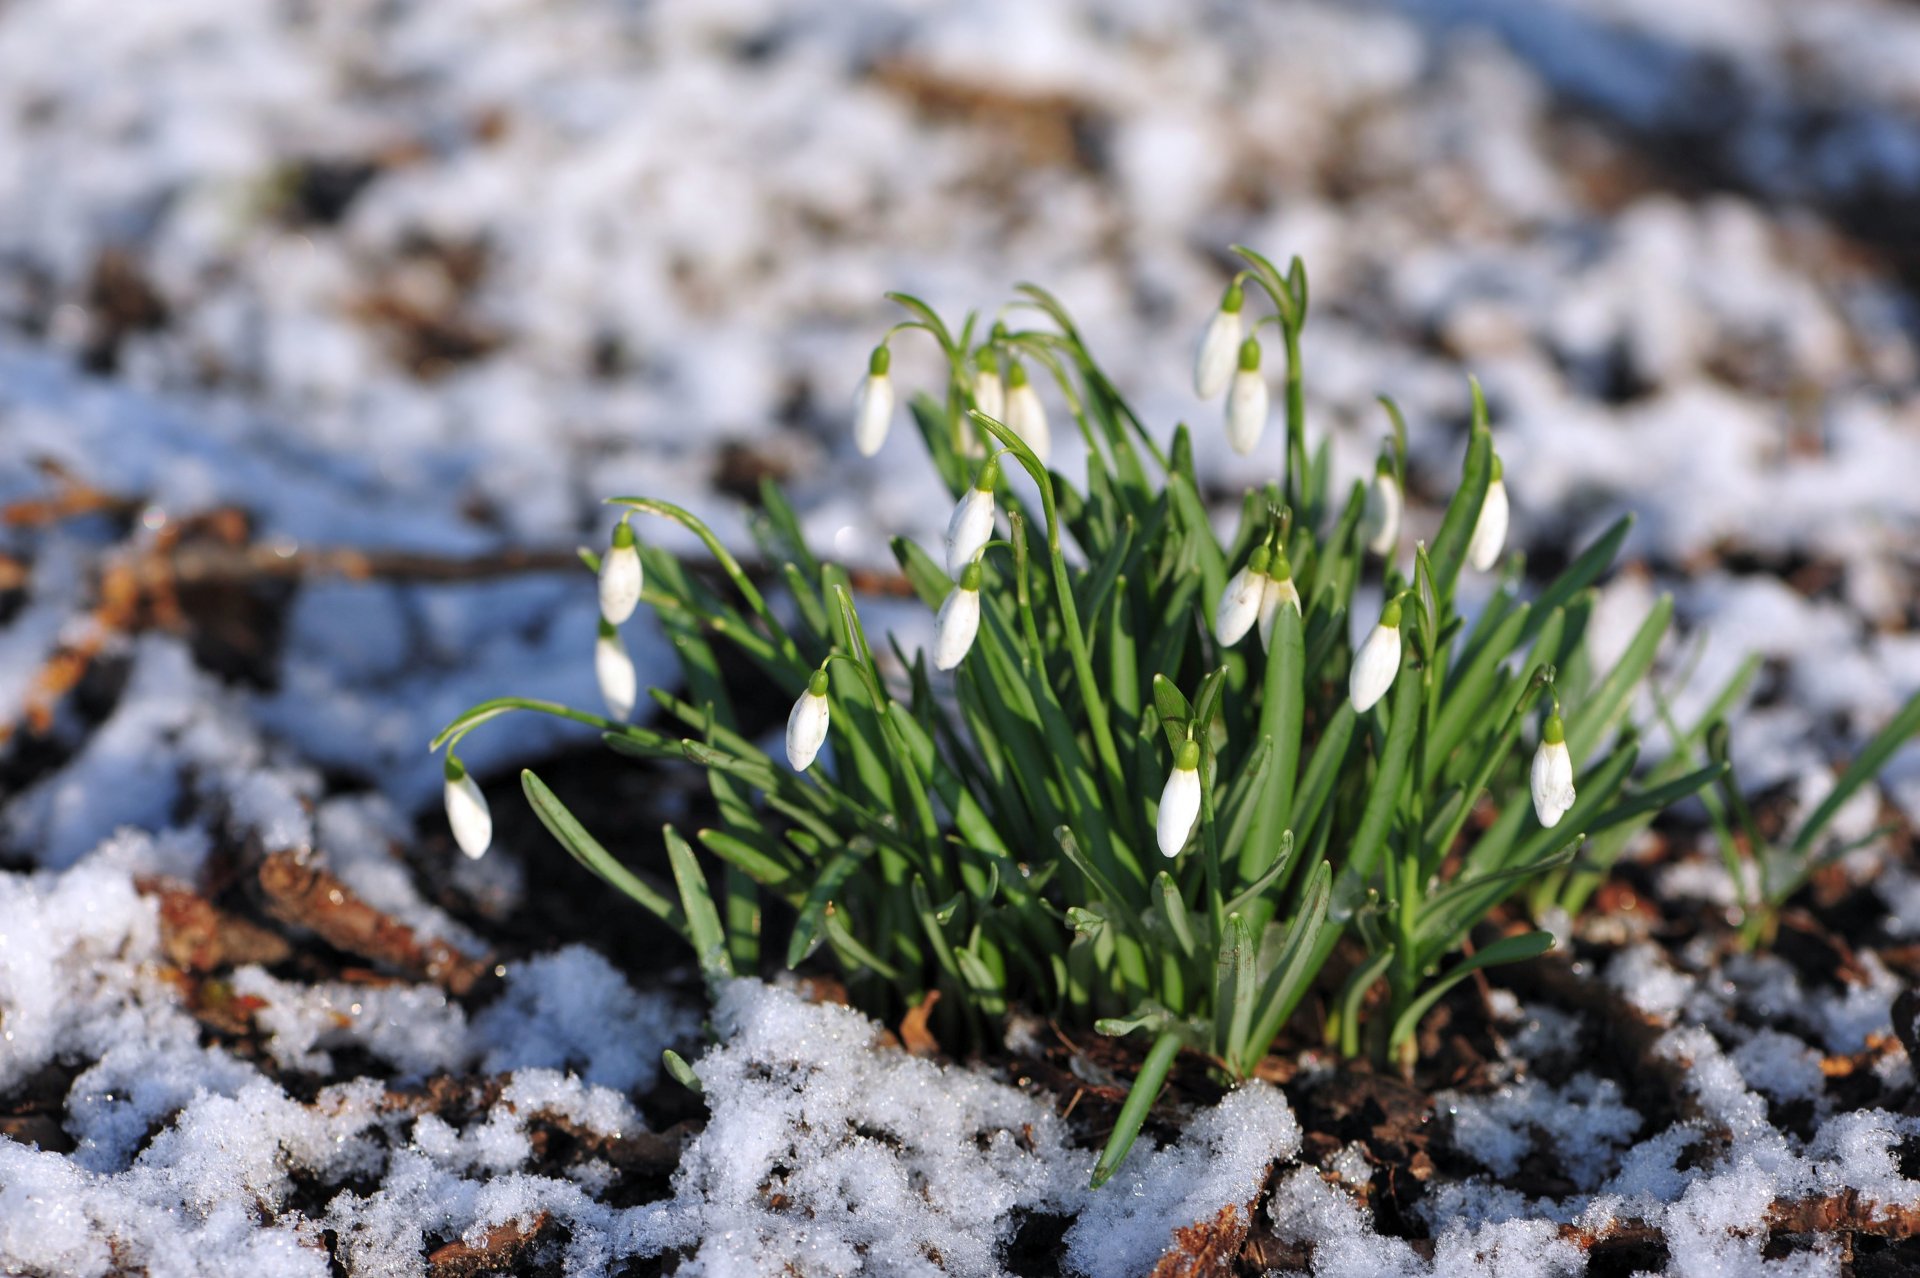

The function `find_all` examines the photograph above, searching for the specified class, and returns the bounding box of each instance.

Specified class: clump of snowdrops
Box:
[435,248,1728,1184]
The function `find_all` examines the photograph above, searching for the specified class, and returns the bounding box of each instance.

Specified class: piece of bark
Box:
[1150,1203,1251,1278]
[146,882,292,972]
[426,1213,551,1278]
[257,851,488,996]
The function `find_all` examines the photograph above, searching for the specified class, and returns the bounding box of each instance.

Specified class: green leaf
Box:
[1089,1031,1183,1189]
[1790,689,1920,858]
[521,770,681,926]
[1389,931,1554,1052]
[787,838,880,968]
[664,825,732,981]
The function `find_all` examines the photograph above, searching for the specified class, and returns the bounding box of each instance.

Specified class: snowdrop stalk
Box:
[853,345,894,456]
[598,519,642,624]
[1004,360,1051,464]
[944,456,999,580]
[1214,546,1270,647]
[1531,713,1576,828]
[1349,597,1403,712]
[933,560,983,671]
[971,347,1005,423]
[785,668,832,771]
[1362,460,1401,557]
[1194,280,1244,398]
[1156,738,1202,858]
[1467,455,1508,571]
[1257,550,1301,651]
[443,755,492,860]
[596,618,637,722]
[1225,337,1269,455]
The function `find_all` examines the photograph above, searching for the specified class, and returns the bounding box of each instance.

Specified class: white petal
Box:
[1362,473,1402,557]
[1156,766,1202,858]
[1194,309,1243,399]
[1226,369,1269,455]
[598,544,643,624]
[1531,739,1577,827]
[1349,623,1402,712]
[1213,567,1263,646]
[933,586,981,671]
[1467,478,1509,572]
[854,373,894,456]
[1257,576,1301,650]
[785,690,831,771]
[1008,384,1051,464]
[944,488,996,580]
[972,369,1005,423]
[445,774,493,860]
[596,632,638,722]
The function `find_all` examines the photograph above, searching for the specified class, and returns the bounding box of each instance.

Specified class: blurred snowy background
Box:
[3,1,1920,1273]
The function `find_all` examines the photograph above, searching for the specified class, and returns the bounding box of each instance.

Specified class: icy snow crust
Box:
[2,0,1920,1273]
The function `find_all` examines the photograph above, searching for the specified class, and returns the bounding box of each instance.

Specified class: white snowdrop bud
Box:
[1467,457,1509,572]
[1349,598,1403,712]
[443,756,492,860]
[1257,551,1302,651]
[854,345,894,457]
[944,458,999,580]
[971,348,1005,423]
[598,519,642,625]
[1194,281,1245,399]
[1214,546,1269,647]
[596,618,637,722]
[1004,361,1051,464]
[933,560,983,671]
[1531,714,1577,828]
[785,668,832,771]
[1156,738,1203,858]
[1225,338,1269,455]
[1362,462,1402,558]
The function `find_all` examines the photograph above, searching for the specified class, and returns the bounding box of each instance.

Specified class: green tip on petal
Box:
[1221,280,1244,313]
[599,616,619,640]
[1544,715,1565,745]
[1237,336,1261,371]
[1175,738,1201,771]
[807,667,830,697]
[1490,455,1504,482]
[1271,548,1293,581]
[1375,454,1394,477]
[1007,360,1029,388]
[443,754,467,783]
[960,559,984,591]
[975,456,1000,491]
[974,346,998,373]
[1381,598,1403,629]
[1248,545,1270,574]
[611,520,636,549]
[869,345,891,376]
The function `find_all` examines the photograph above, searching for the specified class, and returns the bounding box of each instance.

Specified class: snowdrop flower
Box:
[853,345,894,456]
[1467,456,1508,572]
[1349,597,1403,713]
[596,618,637,722]
[598,519,642,624]
[971,347,1005,423]
[1531,714,1576,828]
[1214,546,1270,647]
[1194,281,1244,399]
[933,560,983,671]
[443,756,491,860]
[1156,738,1202,858]
[785,668,831,771]
[1362,460,1402,558]
[1257,551,1302,651]
[1225,338,1269,455]
[944,457,998,580]
[1004,361,1051,464]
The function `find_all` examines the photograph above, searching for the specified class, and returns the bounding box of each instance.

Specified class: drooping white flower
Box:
[1531,714,1577,828]
[1225,338,1269,455]
[1194,281,1245,399]
[1349,598,1403,712]
[933,561,983,671]
[1004,361,1051,464]
[1257,553,1302,651]
[596,619,637,722]
[853,345,894,456]
[1214,547,1269,647]
[944,458,998,580]
[785,668,832,771]
[1467,457,1509,572]
[1156,739,1203,858]
[971,348,1005,423]
[1362,463,1402,558]
[598,519,642,624]
[443,757,492,860]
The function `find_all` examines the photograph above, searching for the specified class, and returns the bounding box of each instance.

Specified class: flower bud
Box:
[944,458,998,580]
[1194,282,1244,399]
[1531,714,1576,828]
[443,755,492,860]
[1467,456,1509,572]
[933,561,983,671]
[1362,462,1402,558]
[786,668,832,771]
[1213,545,1269,647]
[1156,738,1203,858]
[1004,361,1051,464]
[598,520,642,625]
[1349,598,1403,712]
[596,618,637,722]
[853,345,894,457]
[1225,338,1268,455]
[1257,550,1301,651]
[971,348,1005,423]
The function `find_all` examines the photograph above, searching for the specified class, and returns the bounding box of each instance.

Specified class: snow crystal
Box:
[1440,1073,1642,1190]
[472,945,698,1094]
